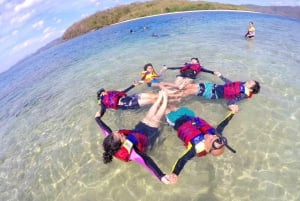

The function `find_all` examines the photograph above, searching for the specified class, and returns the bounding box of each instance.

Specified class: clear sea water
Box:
[0,11,299,201]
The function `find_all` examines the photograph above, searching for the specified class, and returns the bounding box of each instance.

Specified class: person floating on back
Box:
[139,63,178,90]
[164,57,220,88]
[179,72,260,114]
[95,90,176,184]
[164,106,236,184]
[96,81,182,118]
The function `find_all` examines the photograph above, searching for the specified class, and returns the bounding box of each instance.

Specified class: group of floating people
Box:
[94,55,260,184]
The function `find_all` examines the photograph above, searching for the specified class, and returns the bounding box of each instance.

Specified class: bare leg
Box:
[142,90,168,128]
[174,76,185,86]
[137,92,158,106]
[142,91,163,121]
[167,92,182,103]
[181,83,198,97]
[174,77,194,89]
[152,90,168,120]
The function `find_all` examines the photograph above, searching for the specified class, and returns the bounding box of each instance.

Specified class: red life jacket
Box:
[176,117,214,147]
[101,91,126,109]
[114,129,148,162]
[223,82,243,99]
[180,64,201,75]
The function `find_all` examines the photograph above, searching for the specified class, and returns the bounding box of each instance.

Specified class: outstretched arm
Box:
[95,111,112,136]
[99,105,107,118]
[171,144,196,176]
[166,66,182,70]
[129,148,172,184]
[122,84,135,93]
[216,112,234,135]
[226,93,247,113]
[219,74,231,83]
[201,67,214,74]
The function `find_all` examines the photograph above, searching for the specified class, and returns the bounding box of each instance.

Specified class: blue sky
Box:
[1,0,299,74]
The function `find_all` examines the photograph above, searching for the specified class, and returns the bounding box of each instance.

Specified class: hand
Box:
[161,173,178,184]
[160,65,168,73]
[133,80,142,86]
[228,104,239,114]
[214,71,221,77]
[95,111,101,118]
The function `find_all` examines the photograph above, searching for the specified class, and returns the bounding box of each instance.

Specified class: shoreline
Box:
[110,10,262,27]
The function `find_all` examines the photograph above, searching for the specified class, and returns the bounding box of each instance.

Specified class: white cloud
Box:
[11,40,31,53]
[10,11,33,24]
[12,30,18,36]
[43,27,51,34]
[14,0,41,13]
[32,20,44,29]
[90,0,101,6]
[42,26,64,41]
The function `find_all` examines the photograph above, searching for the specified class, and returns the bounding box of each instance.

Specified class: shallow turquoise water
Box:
[0,11,299,201]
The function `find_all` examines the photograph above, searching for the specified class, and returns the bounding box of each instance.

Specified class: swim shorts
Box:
[134,121,159,150]
[118,94,140,110]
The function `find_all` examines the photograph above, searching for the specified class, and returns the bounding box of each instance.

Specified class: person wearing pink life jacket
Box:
[97,81,183,118]
[96,82,154,118]
[95,90,177,184]
[165,57,220,88]
[163,106,236,184]
[179,72,260,114]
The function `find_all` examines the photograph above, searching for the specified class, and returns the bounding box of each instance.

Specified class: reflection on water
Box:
[0,11,300,201]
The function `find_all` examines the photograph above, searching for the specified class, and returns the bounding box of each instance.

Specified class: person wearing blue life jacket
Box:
[179,72,260,114]
[95,90,177,184]
[164,106,236,184]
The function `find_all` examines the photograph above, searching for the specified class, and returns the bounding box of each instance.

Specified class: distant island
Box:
[37,0,300,53]
[62,0,248,41]
[245,4,300,20]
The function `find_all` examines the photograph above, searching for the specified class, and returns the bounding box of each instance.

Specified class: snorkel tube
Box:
[215,112,236,153]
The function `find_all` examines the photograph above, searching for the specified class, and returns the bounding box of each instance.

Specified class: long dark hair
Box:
[102,134,122,163]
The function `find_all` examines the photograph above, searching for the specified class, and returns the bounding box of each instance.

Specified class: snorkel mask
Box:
[213,134,236,153]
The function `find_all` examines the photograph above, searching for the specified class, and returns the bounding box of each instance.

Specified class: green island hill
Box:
[62,0,248,41]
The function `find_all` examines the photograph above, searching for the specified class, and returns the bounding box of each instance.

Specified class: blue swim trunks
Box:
[147,79,160,87]
[197,82,218,99]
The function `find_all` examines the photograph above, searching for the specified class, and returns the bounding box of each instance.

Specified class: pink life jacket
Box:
[101,91,126,109]
[176,117,214,146]
[180,63,201,75]
[223,82,243,99]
